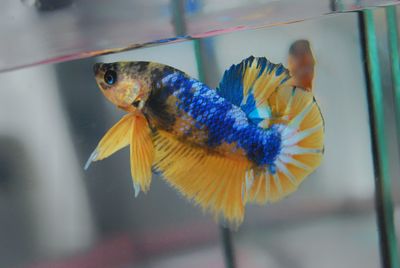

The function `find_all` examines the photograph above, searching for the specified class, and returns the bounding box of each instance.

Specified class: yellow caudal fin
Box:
[247,86,324,204]
[85,112,155,197]
[153,130,252,226]
[85,113,135,170]
[130,113,154,196]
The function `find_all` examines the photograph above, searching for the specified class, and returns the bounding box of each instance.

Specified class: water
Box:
[0,0,397,72]
[0,1,399,268]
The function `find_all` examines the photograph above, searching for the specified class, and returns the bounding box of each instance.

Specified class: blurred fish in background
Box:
[288,39,316,91]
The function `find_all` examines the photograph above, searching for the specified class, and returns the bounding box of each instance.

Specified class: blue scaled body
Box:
[155,71,282,167]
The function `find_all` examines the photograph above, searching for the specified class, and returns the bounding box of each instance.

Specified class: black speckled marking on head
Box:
[150,68,164,88]
[131,62,149,73]
[145,65,184,131]
[146,89,176,131]
[150,66,176,86]
[104,63,119,72]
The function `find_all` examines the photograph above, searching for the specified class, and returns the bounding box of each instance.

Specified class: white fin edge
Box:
[133,182,141,198]
[84,148,99,170]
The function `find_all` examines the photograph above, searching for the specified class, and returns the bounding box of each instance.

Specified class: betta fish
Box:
[85,56,324,226]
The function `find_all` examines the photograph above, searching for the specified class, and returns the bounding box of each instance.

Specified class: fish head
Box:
[93,62,152,112]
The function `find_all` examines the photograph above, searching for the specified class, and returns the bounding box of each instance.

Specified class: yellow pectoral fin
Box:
[153,130,251,226]
[85,113,135,170]
[130,113,154,196]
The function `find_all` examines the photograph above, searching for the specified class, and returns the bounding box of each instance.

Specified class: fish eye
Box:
[104,70,117,85]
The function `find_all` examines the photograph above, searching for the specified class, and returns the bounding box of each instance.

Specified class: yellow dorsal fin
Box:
[152,130,252,226]
[217,56,291,127]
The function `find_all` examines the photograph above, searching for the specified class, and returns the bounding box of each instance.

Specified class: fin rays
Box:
[85,112,155,196]
[288,99,314,129]
[217,56,291,126]
[276,160,297,185]
[283,124,323,147]
[279,154,312,171]
[272,173,283,195]
[87,57,324,227]
[153,130,251,225]
[84,113,134,170]
[247,86,324,204]
[130,113,155,195]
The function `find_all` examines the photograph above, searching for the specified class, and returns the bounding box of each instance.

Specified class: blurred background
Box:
[0,0,400,267]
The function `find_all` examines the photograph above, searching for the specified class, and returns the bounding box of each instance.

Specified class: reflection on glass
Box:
[0,3,398,268]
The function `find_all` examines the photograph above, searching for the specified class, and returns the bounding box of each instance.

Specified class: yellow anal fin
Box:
[153,130,251,226]
[130,112,154,196]
[85,113,135,170]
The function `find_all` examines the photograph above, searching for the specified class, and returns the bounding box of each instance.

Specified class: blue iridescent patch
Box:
[216,56,290,125]
[163,73,282,166]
